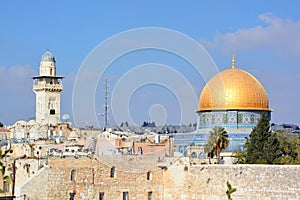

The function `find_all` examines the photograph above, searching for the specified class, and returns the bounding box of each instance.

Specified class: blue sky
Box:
[1,1,300,127]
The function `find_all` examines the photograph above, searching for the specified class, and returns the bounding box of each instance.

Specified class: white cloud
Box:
[0,65,36,92]
[201,13,300,124]
[0,65,37,124]
[204,13,300,56]
[251,69,300,125]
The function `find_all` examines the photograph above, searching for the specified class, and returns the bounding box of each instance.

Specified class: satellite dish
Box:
[62,114,70,122]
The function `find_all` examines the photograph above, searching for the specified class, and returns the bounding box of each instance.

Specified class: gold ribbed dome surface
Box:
[199,67,270,111]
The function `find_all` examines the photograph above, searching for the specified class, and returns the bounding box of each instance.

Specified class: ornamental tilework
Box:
[228,112,237,125]
[223,114,228,124]
[242,113,251,124]
[197,110,269,129]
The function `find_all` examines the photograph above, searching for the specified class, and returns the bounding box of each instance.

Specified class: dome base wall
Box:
[196,110,271,130]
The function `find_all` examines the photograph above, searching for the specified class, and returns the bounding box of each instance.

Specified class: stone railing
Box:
[33,83,63,90]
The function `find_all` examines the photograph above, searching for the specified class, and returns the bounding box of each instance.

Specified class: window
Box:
[50,109,55,115]
[148,192,152,200]
[147,171,152,180]
[70,192,76,200]
[123,192,129,200]
[191,152,197,158]
[99,192,104,200]
[3,180,9,193]
[139,147,143,155]
[110,166,115,178]
[71,170,76,181]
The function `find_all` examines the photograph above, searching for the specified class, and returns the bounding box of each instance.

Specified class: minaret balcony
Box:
[33,83,63,91]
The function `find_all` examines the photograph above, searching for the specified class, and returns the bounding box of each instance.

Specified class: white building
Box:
[32,50,64,126]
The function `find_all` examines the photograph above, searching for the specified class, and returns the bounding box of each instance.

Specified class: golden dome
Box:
[198,67,270,112]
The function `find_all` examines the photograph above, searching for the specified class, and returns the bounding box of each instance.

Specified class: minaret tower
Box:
[33,50,64,126]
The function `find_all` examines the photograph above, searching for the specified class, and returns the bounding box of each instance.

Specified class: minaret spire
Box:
[232,53,235,68]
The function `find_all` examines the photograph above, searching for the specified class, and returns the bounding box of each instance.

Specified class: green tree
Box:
[246,112,282,164]
[0,122,3,128]
[233,151,247,164]
[205,133,216,158]
[226,181,236,200]
[273,131,300,164]
[205,126,229,163]
[0,148,13,193]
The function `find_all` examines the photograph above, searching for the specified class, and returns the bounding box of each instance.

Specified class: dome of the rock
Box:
[196,56,271,133]
[198,68,270,112]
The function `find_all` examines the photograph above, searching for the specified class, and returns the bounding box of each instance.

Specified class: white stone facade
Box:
[33,50,63,126]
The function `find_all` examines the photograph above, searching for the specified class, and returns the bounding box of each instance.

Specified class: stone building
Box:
[32,50,64,126]
[95,130,174,157]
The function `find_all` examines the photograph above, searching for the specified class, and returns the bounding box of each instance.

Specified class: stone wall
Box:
[19,156,165,200]
[16,167,49,199]
[164,164,300,200]
[17,156,300,200]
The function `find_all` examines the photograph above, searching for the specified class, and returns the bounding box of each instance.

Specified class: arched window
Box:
[147,171,152,180]
[99,192,104,200]
[69,192,76,200]
[71,170,76,181]
[191,152,197,158]
[3,180,9,193]
[123,192,129,200]
[50,109,55,115]
[148,191,152,200]
[199,152,206,159]
[110,166,115,178]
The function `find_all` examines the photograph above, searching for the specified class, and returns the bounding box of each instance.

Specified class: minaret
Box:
[33,50,64,126]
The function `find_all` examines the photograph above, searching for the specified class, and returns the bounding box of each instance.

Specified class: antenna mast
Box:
[104,79,109,130]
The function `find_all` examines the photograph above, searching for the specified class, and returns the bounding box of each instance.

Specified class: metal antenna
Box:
[104,79,109,130]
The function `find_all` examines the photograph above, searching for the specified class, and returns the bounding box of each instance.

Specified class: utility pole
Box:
[104,79,109,130]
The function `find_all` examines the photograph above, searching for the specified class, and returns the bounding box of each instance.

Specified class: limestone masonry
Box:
[14,155,300,200]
